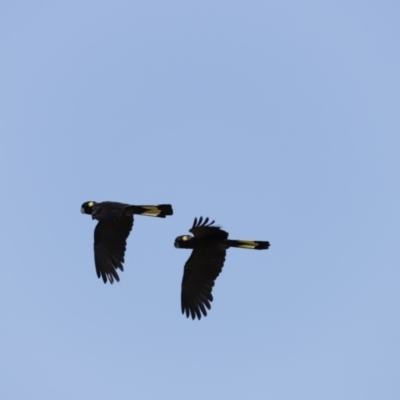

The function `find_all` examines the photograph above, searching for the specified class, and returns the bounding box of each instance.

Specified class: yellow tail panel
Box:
[141,206,163,217]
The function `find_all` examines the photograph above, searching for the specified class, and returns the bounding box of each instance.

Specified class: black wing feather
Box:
[93,216,134,283]
[190,216,223,238]
[181,246,226,319]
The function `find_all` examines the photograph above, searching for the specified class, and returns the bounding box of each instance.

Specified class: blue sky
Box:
[1,1,399,399]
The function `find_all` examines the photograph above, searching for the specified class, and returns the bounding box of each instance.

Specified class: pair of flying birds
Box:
[81,200,270,320]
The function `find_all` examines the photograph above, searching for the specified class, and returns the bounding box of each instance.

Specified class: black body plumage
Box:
[175,217,270,320]
[81,200,173,283]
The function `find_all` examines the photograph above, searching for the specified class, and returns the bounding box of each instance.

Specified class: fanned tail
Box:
[226,239,270,250]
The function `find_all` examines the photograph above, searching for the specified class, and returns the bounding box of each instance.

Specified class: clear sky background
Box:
[1,1,399,399]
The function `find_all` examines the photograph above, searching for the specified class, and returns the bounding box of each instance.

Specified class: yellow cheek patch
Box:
[182,236,190,241]
[88,202,94,207]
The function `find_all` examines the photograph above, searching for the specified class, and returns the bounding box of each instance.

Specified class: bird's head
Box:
[81,201,97,215]
[174,235,194,249]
